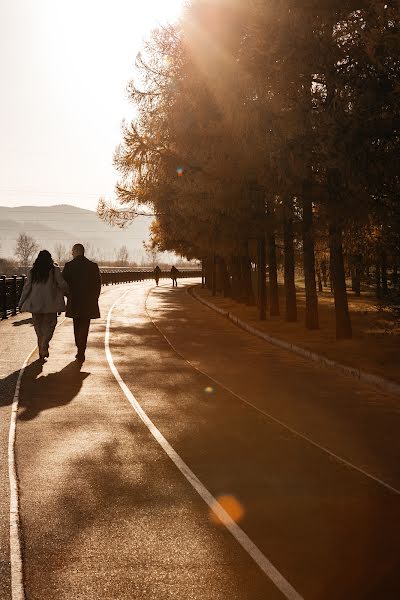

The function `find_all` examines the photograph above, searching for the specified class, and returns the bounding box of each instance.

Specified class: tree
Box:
[54,243,68,265]
[116,245,129,266]
[15,233,39,266]
[143,240,160,268]
[81,241,97,261]
[98,0,400,339]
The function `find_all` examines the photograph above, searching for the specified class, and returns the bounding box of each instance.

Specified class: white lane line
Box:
[145,285,400,497]
[105,289,303,600]
[8,347,34,600]
[8,316,66,600]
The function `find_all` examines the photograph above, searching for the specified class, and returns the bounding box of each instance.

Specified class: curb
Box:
[189,286,400,397]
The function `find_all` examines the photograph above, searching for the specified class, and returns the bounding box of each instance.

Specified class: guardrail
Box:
[0,275,27,320]
[0,269,202,320]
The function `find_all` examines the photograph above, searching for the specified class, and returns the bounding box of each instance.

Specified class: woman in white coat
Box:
[19,250,69,362]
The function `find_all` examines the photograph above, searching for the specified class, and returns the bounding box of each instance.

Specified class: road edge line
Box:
[8,349,34,600]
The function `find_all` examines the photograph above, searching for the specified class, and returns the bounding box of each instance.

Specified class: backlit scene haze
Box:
[0,3,399,599]
[0,0,184,210]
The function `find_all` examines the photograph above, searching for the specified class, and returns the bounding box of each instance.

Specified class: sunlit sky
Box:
[0,0,184,211]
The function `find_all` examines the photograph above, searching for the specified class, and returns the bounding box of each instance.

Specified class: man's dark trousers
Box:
[73,318,91,356]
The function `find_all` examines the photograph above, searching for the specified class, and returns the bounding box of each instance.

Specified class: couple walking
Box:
[19,244,101,363]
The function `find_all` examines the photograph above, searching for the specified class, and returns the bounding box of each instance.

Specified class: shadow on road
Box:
[0,359,43,409]
[12,317,33,327]
[18,361,90,421]
[11,283,400,599]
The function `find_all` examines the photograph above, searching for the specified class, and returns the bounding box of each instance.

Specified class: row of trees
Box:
[6,234,134,267]
[5,234,187,270]
[100,0,400,339]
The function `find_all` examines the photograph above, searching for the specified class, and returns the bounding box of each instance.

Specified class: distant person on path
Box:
[19,250,68,362]
[62,243,101,363]
[154,265,161,286]
[170,265,179,287]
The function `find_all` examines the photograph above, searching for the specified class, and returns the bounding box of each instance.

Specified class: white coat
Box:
[19,267,69,314]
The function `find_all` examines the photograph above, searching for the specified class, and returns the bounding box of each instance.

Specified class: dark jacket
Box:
[62,256,101,319]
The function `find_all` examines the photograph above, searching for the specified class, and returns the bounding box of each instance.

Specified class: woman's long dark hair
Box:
[31,250,54,283]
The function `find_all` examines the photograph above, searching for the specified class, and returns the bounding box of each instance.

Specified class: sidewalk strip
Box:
[146,287,400,497]
[106,289,304,600]
[189,286,400,397]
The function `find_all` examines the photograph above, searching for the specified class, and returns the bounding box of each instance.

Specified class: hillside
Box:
[0,204,152,262]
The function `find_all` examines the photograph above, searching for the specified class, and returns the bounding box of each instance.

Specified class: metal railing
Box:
[100,269,201,286]
[0,275,27,320]
[0,269,201,320]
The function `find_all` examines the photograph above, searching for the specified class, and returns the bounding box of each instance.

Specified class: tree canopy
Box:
[99,0,400,339]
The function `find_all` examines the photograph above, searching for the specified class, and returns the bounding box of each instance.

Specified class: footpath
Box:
[2,280,400,599]
[191,284,400,396]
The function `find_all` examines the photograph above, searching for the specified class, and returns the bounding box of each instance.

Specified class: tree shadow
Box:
[13,282,400,598]
[18,361,90,421]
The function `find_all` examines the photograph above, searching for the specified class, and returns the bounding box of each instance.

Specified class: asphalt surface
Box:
[1,280,399,599]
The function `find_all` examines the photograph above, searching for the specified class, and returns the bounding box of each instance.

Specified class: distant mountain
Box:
[0,204,152,262]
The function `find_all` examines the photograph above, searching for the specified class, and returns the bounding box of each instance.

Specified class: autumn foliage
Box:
[99,0,400,339]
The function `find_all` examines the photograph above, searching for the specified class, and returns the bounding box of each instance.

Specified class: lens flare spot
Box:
[176,166,184,176]
[204,386,214,394]
[210,495,244,526]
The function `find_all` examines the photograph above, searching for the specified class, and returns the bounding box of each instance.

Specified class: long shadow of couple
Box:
[17,360,90,421]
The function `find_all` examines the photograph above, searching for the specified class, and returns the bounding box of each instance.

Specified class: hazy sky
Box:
[0,0,184,211]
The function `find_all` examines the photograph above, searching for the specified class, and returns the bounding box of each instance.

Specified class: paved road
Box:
[1,281,399,599]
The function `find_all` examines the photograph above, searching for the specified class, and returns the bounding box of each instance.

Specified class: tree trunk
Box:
[205,256,213,291]
[381,250,388,295]
[302,193,319,329]
[283,198,297,321]
[231,256,241,300]
[220,257,231,297]
[257,236,267,320]
[375,261,381,299]
[351,267,356,292]
[321,259,328,287]
[351,255,361,296]
[212,254,217,296]
[392,262,398,287]
[267,231,279,316]
[242,256,255,305]
[237,256,246,303]
[329,218,352,339]
[365,264,371,284]
[317,268,323,292]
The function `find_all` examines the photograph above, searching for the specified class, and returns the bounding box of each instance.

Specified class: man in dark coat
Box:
[170,265,179,287]
[153,265,161,286]
[62,243,101,363]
